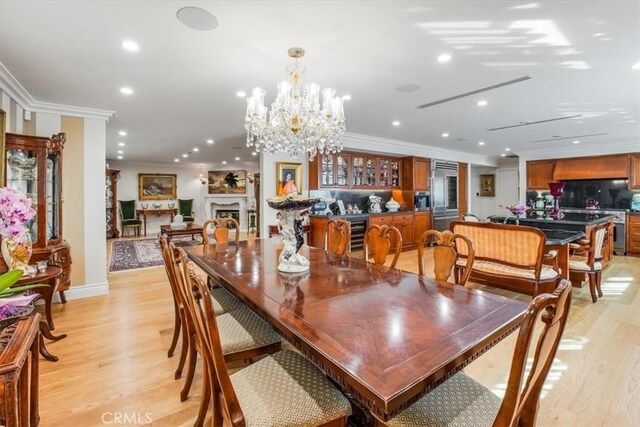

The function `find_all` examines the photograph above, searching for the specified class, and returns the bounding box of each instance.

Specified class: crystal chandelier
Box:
[245,47,346,158]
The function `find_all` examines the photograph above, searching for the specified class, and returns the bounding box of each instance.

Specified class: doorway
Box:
[496,169,519,215]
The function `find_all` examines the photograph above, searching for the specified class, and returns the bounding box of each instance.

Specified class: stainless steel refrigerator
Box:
[431,160,459,231]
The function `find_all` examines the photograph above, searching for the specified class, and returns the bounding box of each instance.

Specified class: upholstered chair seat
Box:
[229,349,352,426]
[455,258,559,281]
[568,222,608,302]
[216,306,281,355]
[210,287,243,315]
[380,373,500,427]
[568,256,602,272]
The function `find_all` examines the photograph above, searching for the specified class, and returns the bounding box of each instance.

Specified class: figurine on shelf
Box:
[152,202,162,209]
[368,195,382,213]
[385,198,400,213]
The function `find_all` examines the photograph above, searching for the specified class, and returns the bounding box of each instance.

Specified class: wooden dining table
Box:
[185,239,527,425]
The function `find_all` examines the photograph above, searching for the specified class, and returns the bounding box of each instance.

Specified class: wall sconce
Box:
[199,174,207,185]
[247,172,255,184]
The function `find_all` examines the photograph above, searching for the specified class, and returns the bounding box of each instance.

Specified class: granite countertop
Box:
[490,213,616,226]
[310,210,420,218]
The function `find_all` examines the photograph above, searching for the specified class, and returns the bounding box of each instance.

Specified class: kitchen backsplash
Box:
[526,179,640,210]
[309,189,399,214]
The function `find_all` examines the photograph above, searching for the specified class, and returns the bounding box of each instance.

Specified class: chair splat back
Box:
[418,230,475,285]
[324,219,351,256]
[494,280,572,427]
[203,218,240,245]
[363,224,402,268]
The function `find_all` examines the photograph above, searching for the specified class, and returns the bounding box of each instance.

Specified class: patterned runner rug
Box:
[109,236,202,272]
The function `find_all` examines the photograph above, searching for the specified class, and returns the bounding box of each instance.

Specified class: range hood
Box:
[553,154,630,181]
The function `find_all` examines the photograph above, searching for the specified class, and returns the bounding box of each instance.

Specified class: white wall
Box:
[109,161,257,236]
[259,152,308,237]
[469,166,498,219]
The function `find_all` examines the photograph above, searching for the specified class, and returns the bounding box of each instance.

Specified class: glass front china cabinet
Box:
[5,132,71,300]
[106,168,119,238]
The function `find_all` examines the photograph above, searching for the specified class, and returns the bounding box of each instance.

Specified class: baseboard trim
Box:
[52,281,109,302]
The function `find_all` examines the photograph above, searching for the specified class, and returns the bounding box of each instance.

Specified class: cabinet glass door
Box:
[321,155,335,186]
[391,160,400,187]
[6,149,39,243]
[379,159,389,187]
[365,158,376,186]
[352,155,364,186]
[336,154,349,187]
[47,153,59,241]
[106,174,114,233]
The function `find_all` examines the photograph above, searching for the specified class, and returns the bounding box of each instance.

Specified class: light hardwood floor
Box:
[37,238,640,426]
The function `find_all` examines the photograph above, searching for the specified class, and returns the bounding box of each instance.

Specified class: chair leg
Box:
[588,272,598,303]
[181,337,197,401]
[168,304,181,358]
[175,317,189,379]
[596,271,603,297]
[195,364,211,427]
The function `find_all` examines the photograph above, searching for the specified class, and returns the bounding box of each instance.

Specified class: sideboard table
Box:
[136,208,178,236]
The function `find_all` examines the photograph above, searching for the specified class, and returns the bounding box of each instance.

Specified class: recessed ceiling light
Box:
[120,87,133,95]
[573,140,580,144]
[392,121,401,126]
[437,54,452,63]
[478,141,485,146]
[121,40,139,51]
[505,148,511,151]
[500,153,507,157]
[117,156,123,160]
[177,6,218,31]
[222,161,227,165]
[117,150,123,154]
[174,158,179,162]
[118,142,125,147]
[182,154,188,158]
[236,91,246,98]
[206,139,214,144]
[342,95,352,101]
[477,100,488,107]
[235,157,240,161]
[631,62,640,70]
[118,131,127,136]
[395,83,422,93]
[441,132,449,138]
[252,152,258,156]
[193,147,199,152]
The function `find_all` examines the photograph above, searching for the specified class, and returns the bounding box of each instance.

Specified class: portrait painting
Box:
[208,170,247,194]
[138,173,177,200]
[276,162,303,196]
[480,174,495,197]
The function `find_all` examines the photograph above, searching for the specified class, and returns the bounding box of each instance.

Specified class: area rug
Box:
[109,236,203,272]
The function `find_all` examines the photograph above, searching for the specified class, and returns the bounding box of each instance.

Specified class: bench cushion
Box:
[457,258,559,281]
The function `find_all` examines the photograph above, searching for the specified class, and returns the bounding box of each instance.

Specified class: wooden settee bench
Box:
[451,221,561,296]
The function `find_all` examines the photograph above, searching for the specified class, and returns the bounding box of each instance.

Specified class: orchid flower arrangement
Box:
[0,187,36,239]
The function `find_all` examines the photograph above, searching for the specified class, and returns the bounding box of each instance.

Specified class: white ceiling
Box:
[1,1,639,166]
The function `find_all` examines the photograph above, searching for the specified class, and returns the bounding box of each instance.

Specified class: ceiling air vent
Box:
[488,114,582,131]
[529,132,608,143]
[417,76,531,109]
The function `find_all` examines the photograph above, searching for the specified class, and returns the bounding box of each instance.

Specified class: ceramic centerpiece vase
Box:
[267,197,319,273]
[1,229,33,273]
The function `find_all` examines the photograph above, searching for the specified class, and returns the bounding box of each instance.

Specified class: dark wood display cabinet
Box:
[5,132,72,301]
[310,151,402,190]
[106,168,120,238]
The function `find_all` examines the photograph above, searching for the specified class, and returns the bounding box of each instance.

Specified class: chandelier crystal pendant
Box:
[245,47,346,158]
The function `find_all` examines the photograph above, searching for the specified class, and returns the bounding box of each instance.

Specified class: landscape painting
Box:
[138,173,177,200]
[208,170,247,194]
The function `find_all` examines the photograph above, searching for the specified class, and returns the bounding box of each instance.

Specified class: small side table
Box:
[136,208,178,236]
[17,266,62,331]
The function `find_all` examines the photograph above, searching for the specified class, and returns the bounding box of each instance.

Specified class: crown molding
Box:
[0,61,115,121]
[342,132,497,166]
[516,138,640,160]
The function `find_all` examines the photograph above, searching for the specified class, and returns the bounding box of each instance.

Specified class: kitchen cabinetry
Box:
[402,157,430,191]
[526,160,555,190]
[393,214,415,247]
[630,155,640,190]
[458,162,468,217]
[414,211,431,242]
[5,132,72,297]
[106,168,119,238]
[310,151,402,190]
[628,214,640,256]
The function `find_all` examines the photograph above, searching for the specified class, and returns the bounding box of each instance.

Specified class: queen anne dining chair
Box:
[363,224,402,269]
[118,200,141,236]
[324,219,351,256]
[568,221,609,303]
[374,280,572,427]
[202,218,240,245]
[178,198,194,222]
[418,230,475,286]
[184,259,353,426]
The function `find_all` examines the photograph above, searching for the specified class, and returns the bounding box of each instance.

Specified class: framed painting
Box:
[208,170,247,194]
[276,162,302,196]
[138,173,177,200]
[0,109,5,186]
[480,174,495,197]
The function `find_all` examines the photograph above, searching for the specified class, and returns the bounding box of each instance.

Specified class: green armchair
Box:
[178,199,194,222]
[119,200,142,236]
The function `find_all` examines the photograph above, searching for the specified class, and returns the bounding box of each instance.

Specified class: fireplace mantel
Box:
[205,196,247,230]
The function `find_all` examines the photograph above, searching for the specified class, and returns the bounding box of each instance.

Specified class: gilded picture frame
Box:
[138,173,177,200]
[276,162,302,196]
[0,109,5,186]
[479,174,495,197]
[207,170,247,194]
